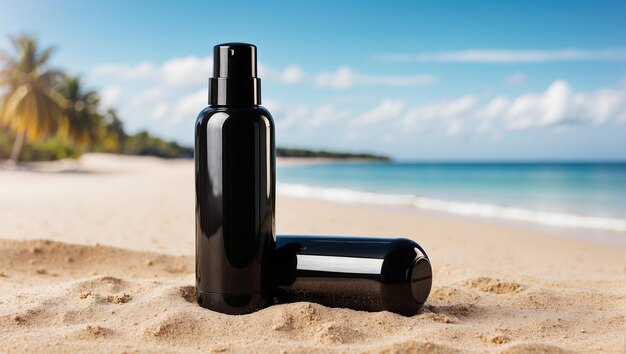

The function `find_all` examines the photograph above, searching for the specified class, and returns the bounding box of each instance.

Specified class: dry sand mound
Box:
[1,239,623,353]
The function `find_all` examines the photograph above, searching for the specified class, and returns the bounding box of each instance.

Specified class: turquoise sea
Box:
[277,162,626,241]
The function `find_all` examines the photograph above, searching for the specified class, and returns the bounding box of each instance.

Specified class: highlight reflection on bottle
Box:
[195,43,275,315]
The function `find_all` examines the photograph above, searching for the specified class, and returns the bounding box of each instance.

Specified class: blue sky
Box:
[1,0,625,160]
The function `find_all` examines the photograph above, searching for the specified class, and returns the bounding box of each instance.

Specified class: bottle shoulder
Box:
[196,105,274,126]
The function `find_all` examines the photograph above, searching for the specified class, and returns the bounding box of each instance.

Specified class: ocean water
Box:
[277,162,626,237]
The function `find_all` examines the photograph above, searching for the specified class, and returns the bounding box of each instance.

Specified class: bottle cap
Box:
[410,256,432,306]
[209,43,261,106]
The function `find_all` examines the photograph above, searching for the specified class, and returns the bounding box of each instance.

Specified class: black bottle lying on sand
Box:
[195,43,276,315]
[274,235,432,316]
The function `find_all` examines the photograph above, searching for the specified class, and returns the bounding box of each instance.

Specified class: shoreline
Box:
[276,182,626,239]
[317,197,626,248]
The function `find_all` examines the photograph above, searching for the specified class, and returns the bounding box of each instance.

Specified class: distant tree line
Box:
[277,147,390,161]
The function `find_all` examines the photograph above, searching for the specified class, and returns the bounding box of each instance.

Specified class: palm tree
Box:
[56,75,103,150]
[99,108,125,152]
[0,35,66,164]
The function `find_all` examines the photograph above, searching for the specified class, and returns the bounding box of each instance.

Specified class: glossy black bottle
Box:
[195,43,275,314]
[274,235,432,316]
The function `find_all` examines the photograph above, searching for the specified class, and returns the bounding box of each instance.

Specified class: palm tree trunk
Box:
[9,129,26,165]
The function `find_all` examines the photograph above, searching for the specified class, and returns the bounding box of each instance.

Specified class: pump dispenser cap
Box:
[209,43,261,106]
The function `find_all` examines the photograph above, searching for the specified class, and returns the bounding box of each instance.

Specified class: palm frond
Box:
[0,49,16,65]
[36,47,56,67]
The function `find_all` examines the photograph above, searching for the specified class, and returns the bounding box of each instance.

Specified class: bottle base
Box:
[196,290,272,315]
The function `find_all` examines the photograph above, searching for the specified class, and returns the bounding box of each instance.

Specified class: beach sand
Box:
[0,153,623,353]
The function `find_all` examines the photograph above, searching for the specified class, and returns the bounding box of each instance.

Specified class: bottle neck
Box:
[208,77,261,107]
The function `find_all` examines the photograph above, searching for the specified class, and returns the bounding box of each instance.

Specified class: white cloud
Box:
[256,62,273,79]
[506,72,525,86]
[264,99,354,130]
[171,89,207,124]
[161,56,213,86]
[129,87,166,108]
[481,96,509,119]
[584,88,626,125]
[256,63,307,85]
[91,56,212,87]
[150,103,168,122]
[481,80,626,129]
[280,65,306,84]
[400,80,626,134]
[310,104,350,127]
[91,61,158,80]
[267,98,403,131]
[126,87,205,126]
[315,66,356,89]
[315,66,436,89]
[381,133,394,144]
[495,80,572,129]
[263,99,309,130]
[99,85,122,109]
[403,96,478,125]
[261,98,281,112]
[353,99,405,126]
[445,120,464,136]
[373,48,626,63]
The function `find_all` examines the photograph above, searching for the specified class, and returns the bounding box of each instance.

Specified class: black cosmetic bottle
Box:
[274,235,432,316]
[195,43,275,315]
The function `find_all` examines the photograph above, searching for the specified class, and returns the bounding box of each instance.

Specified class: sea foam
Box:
[278,183,626,233]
